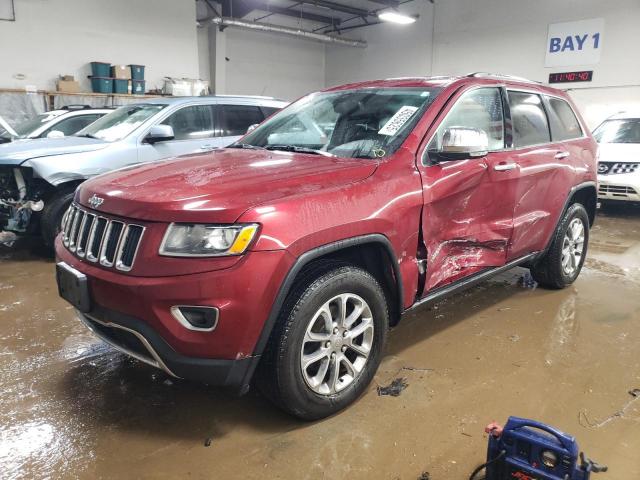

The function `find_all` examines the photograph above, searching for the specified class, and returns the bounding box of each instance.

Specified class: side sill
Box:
[403,252,538,315]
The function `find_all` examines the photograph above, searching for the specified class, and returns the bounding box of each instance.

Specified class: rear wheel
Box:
[41,188,76,249]
[530,203,589,289]
[257,262,388,420]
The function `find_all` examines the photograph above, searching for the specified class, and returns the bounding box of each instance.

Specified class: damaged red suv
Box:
[56,74,597,420]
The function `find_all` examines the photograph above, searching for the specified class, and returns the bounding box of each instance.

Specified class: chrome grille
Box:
[61,204,144,271]
[598,185,638,196]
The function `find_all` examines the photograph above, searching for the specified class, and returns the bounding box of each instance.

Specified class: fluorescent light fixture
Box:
[378,10,417,24]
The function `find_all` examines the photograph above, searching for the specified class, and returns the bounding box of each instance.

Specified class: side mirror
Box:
[246,123,259,134]
[146,125,175,144]
[46,130,65,139]
[433,127,490,161]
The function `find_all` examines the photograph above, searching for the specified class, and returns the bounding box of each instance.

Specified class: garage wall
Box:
[208,27,326,101]
[323,0,639,129]
[432,0,640,128]
[324,1,434,88]
[0,0,200,92]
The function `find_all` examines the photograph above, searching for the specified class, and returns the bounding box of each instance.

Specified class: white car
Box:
[594,112,640,204]
[0,106,112,143]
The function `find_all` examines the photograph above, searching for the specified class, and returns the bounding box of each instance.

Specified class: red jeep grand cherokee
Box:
[55,74,597,420]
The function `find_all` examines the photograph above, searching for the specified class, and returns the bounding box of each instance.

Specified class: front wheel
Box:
[257,263,389,420]
[530,203,590,289]
[40,188,76,249]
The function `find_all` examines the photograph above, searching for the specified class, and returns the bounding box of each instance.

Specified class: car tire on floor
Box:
[531,203,590,289]
[257,261,389,420]
[41,187,76,249]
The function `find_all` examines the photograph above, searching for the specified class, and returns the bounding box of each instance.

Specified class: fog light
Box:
[171,306,219,331]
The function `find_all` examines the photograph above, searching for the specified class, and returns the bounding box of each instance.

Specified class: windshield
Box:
[12,112,64,138]
[237,87,442,159]
[593,119,640,144]
[76,104,166,142]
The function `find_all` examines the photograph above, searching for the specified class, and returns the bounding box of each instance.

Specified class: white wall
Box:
[0,0,200,93]
[210,27,326,101]
[432,0,640,128]
[323,0,640,129]
[325,1,434,88]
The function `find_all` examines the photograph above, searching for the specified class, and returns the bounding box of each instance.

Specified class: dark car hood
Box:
[78,148,379,223]
[0,136,108,165]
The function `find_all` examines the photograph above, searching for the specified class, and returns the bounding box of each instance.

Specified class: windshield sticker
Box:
[378,106,419,136]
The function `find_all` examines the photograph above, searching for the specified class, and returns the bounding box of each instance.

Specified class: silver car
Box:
[0,106,112,143]
[0,96,287,246]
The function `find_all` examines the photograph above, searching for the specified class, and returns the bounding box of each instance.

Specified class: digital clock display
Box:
[549,71,593,84]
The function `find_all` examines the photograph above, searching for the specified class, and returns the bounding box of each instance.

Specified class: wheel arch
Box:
[252,234,403,358]
[536,181,596,262]
[567,182,597,226]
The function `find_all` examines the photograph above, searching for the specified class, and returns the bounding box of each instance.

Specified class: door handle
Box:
[494,163,517,171]
[555,151,570,160]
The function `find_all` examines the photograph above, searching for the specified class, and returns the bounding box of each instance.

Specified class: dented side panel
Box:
[419,151,520,292]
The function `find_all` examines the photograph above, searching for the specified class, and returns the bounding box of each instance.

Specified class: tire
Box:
[41,187,76,249]
[256,261,389,420]
[530,203,590,289]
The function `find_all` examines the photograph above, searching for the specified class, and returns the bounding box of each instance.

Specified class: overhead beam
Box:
[368,0,400,7]
[220,0,254,19]
[301,1,372,17]
[249,1,340,24]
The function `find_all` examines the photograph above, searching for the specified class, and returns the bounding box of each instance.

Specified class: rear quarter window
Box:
[546,97,583,141]
[508,91,551,148]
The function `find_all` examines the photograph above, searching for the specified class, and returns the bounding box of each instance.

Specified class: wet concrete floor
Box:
[1,205,639,479]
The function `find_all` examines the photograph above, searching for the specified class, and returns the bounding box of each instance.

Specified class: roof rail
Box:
[467,72,543,84]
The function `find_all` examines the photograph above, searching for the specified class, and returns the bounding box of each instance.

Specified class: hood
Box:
[598,142,640,163]
[0,136,108,165]
[78,148,378,223]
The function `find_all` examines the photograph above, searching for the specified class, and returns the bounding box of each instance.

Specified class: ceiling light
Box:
[378,11,417,24]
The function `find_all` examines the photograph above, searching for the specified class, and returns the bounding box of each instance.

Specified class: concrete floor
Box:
[1,206,639,480]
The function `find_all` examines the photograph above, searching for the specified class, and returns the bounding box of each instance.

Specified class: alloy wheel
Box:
[561,217,585,276]
[300,293,374,395]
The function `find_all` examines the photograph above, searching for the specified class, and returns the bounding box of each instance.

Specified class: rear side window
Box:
[42,114,102,137]
[546,97,583,141]
[162,105,214,141]
[508,91,551,148]
[218,105,265,137]
[260,106,280,119]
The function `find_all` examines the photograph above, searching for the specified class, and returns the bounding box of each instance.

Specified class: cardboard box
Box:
[57,79,81,93]
[111,65,131,80]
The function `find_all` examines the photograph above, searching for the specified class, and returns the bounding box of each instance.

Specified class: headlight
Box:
[159,223,259,257]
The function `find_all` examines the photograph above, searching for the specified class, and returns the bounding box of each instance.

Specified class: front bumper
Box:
[597,173,640,202]
[77,307,254,387]
[55,235,294,388]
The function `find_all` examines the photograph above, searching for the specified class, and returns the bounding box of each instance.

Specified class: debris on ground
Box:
[417,472,430,480]
[377,377,408,397]
[204,437,212,447]
[579,388,640,428]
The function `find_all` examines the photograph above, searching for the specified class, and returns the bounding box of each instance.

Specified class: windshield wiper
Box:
[77,133,100,140]
[228,143,265,150]
[265,145,333,156]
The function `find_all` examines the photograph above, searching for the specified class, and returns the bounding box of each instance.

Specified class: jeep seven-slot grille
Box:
[61,204,145,271]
